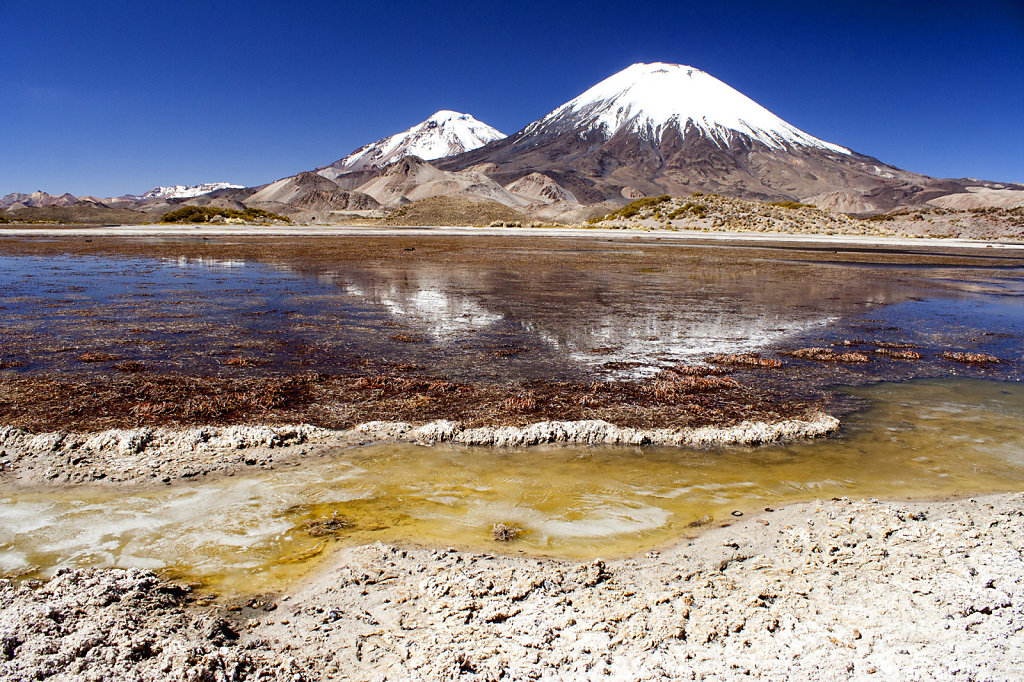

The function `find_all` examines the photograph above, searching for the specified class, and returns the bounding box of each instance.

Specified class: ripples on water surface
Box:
[1,379,1022,593]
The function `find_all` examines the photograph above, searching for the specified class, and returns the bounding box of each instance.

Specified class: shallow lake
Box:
[0,236,1022,381]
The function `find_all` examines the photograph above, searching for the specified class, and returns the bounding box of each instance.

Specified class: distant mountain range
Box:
[0,190,81,209]
[5,63,1023,223]
[0,184,242,211]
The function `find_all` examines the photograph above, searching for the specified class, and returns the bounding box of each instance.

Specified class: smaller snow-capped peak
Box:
[332,111,506,172]
[128,182,244,201]
[530,62,849,154]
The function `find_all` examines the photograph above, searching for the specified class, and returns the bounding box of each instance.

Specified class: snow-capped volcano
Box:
[127,183,244,201]
[441,62,939,211]
[327,111,505,173]
[529,62,849,154]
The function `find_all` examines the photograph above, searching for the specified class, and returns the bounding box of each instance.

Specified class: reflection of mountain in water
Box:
[526,311,838,377]
[322,258,914,378]
[342,281,503,339]
[164,256,249,269]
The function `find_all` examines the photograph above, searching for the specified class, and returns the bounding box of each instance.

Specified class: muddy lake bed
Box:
[1,232,1023,594]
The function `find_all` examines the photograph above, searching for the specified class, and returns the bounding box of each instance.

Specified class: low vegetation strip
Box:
[160,206,291,224]
[583,191,1024,239]
[382,196,530,227]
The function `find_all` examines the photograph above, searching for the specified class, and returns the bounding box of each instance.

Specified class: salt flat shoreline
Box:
[2,223,1023,251]
[1,492,1021,680]
[0,413,838,489]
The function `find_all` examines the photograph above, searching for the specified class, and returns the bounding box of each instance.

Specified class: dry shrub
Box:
[354,375,414,391]
[586,380,616,393]
[684,375,739,391]
[709,353,783,368]
[428,379,460,393]
[491,522,523,542]
[601,360,645,371]
[686,403,709,417]
[942,351,1000,364]
[128,376,306,421]
[77,352,119,363]
[668,364,730,377]
[390,333,424,343]
[645,373,738,402]
[875,341,921,349]
[390,362,423,372]
[222,356,262,367]
[874,348,921,360]
[503,394,537,413]
[113,360,148,372]
[0,359,28,369]
[789,347,870,363]
[650,378,681,402]
[488,345,527,358]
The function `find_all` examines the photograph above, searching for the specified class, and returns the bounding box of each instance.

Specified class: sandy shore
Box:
[2,492,1021,680]
[0,413,838,487]
[2,223,1023,251]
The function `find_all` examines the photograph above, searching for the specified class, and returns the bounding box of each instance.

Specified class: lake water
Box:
[0,237,1021,381]
[1,378,1022,594]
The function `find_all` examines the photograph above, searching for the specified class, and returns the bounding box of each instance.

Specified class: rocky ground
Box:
[0,569,291,681]
[380,196,530,226]
[2,493,1021,680]
[588,194,1024,240]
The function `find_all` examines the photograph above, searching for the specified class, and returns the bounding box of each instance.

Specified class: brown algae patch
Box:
[0,369,822,434]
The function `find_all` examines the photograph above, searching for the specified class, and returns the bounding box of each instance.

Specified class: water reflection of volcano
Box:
[1,239,1017,384]
[524,312,838,377]
[342,281,503,339]
[325,256,913,378]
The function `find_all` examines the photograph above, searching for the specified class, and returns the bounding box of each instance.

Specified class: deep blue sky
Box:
[2,0,1022,197]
